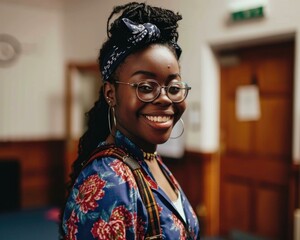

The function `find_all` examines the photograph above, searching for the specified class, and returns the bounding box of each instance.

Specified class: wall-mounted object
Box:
[231,6,264,21]
[228,0,269,22]
[188,102,201,131]
[0,34,21,67]
[236,85,261,121]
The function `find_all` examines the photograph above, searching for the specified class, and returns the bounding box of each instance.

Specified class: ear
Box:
[103,82,116,106]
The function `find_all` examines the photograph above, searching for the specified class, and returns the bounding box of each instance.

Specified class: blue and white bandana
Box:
[100,18,181,81]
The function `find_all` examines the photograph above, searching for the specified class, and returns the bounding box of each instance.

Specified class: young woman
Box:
[61,2,200,239]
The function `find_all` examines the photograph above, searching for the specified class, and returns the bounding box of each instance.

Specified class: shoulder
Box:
[76,155,138,194]
[64,156,139,217]
[63,155,148,239]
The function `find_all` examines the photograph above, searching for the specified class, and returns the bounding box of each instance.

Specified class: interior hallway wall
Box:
[63,0,300,162]
[1,0,299,162]
[0,1,65,140]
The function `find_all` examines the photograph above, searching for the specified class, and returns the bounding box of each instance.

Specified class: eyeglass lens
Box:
[136,80,189,103]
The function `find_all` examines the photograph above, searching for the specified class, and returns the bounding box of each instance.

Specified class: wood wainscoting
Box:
[0,140,65,209]
[164,151,299,239]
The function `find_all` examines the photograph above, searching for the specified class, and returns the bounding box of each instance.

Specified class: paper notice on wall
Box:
[236,85,261,121]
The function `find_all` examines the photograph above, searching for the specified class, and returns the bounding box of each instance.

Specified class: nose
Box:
[153,86,172,104]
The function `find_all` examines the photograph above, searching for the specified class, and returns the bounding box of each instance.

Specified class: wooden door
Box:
[65,63,101,182]
[219,41,294,240]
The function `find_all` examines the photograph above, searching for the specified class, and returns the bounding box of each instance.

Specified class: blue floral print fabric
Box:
[62,131,200,239]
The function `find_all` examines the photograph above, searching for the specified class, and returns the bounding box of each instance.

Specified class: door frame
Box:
[64,62,100,182]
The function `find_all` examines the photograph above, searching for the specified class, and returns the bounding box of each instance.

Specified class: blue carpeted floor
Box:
[0,207,59,240]
[0,208,265,240]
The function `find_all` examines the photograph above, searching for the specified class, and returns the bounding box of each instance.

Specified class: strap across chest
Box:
[82,144,163,240]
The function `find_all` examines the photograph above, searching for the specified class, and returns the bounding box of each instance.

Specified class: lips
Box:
[145,115,171,123]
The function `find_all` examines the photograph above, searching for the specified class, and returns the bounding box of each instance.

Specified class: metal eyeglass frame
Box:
[115,80,191,103]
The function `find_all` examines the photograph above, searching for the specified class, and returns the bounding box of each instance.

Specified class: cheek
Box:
[115,92,143,118]
[116,88,135,108]
[175,101,186,118]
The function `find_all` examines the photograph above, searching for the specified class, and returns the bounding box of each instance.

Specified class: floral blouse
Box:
[62,131,200,239]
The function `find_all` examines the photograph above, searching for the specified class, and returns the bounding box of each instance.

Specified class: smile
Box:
[145,115,172,123]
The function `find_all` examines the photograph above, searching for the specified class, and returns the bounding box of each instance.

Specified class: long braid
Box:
[59,88,109,239]
[70,86,109,184]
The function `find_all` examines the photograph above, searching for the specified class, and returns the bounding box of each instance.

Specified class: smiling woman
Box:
[107,44,187,151]
[60,2,200,240]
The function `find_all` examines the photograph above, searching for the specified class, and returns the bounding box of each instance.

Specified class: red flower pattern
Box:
[91,219,125,240]
[62,138,200,239]
[65,210,79,240]
[76,174,106,213]
[172,214,187,240]
[110,159,137,189]
[144,174,158,190]
[91,206,134,240]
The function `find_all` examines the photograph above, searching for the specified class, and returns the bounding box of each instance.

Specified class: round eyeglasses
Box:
[115,80,191,103]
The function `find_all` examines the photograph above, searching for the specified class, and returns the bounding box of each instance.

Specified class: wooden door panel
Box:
[225,64,253,95]
[220,41,294,239]
[255,98,293,156]
[221,157,289,186]
[227,99,253,153]
[221,156,289,238]
[226,97,292,156]
[257,58,293,94]
[256,185,288,239]
[222,179,251,232]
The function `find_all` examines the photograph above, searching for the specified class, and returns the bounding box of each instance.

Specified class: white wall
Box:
[1,0,299,162]
[63,0,300,161]
[176,0,300,161]
[0,1,65,140]
[63,0,180,62]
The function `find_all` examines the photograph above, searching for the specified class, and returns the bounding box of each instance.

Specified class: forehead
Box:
[116,44,180,81]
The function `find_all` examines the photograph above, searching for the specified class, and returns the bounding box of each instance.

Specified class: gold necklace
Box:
[143,151,157,161]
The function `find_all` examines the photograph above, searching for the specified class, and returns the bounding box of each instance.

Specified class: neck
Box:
[105,134,115,145]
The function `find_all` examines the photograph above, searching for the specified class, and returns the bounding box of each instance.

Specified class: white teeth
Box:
[146,115,171,123]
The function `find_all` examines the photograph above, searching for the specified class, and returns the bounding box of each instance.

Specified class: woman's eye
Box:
[168,82,183,94]
[138,84,154,93]
[168,86,181,94]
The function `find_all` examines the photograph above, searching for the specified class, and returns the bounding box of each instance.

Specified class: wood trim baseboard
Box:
[0,140,65,209]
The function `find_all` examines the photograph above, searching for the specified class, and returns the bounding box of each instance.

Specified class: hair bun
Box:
[107,2,182,42]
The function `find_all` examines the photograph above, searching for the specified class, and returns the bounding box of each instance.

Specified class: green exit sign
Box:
[231,6,264,21]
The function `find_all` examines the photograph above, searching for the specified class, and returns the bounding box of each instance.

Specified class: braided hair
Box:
[60,2,182,237]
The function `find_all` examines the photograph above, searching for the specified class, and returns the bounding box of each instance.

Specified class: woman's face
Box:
[113,44,186,152]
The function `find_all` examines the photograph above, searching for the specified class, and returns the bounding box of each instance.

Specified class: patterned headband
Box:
[100,18,182,81]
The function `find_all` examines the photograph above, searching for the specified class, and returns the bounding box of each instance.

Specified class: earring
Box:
[108,105,117,135]
[170,118,185,139]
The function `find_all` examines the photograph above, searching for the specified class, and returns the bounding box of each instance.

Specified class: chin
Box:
[156,139,168,145]
[155,134,171,144]
[144,129,172,145]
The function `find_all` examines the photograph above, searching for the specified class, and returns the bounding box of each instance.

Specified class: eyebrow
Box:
[131,70,181,80]
[131,70,156,78]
